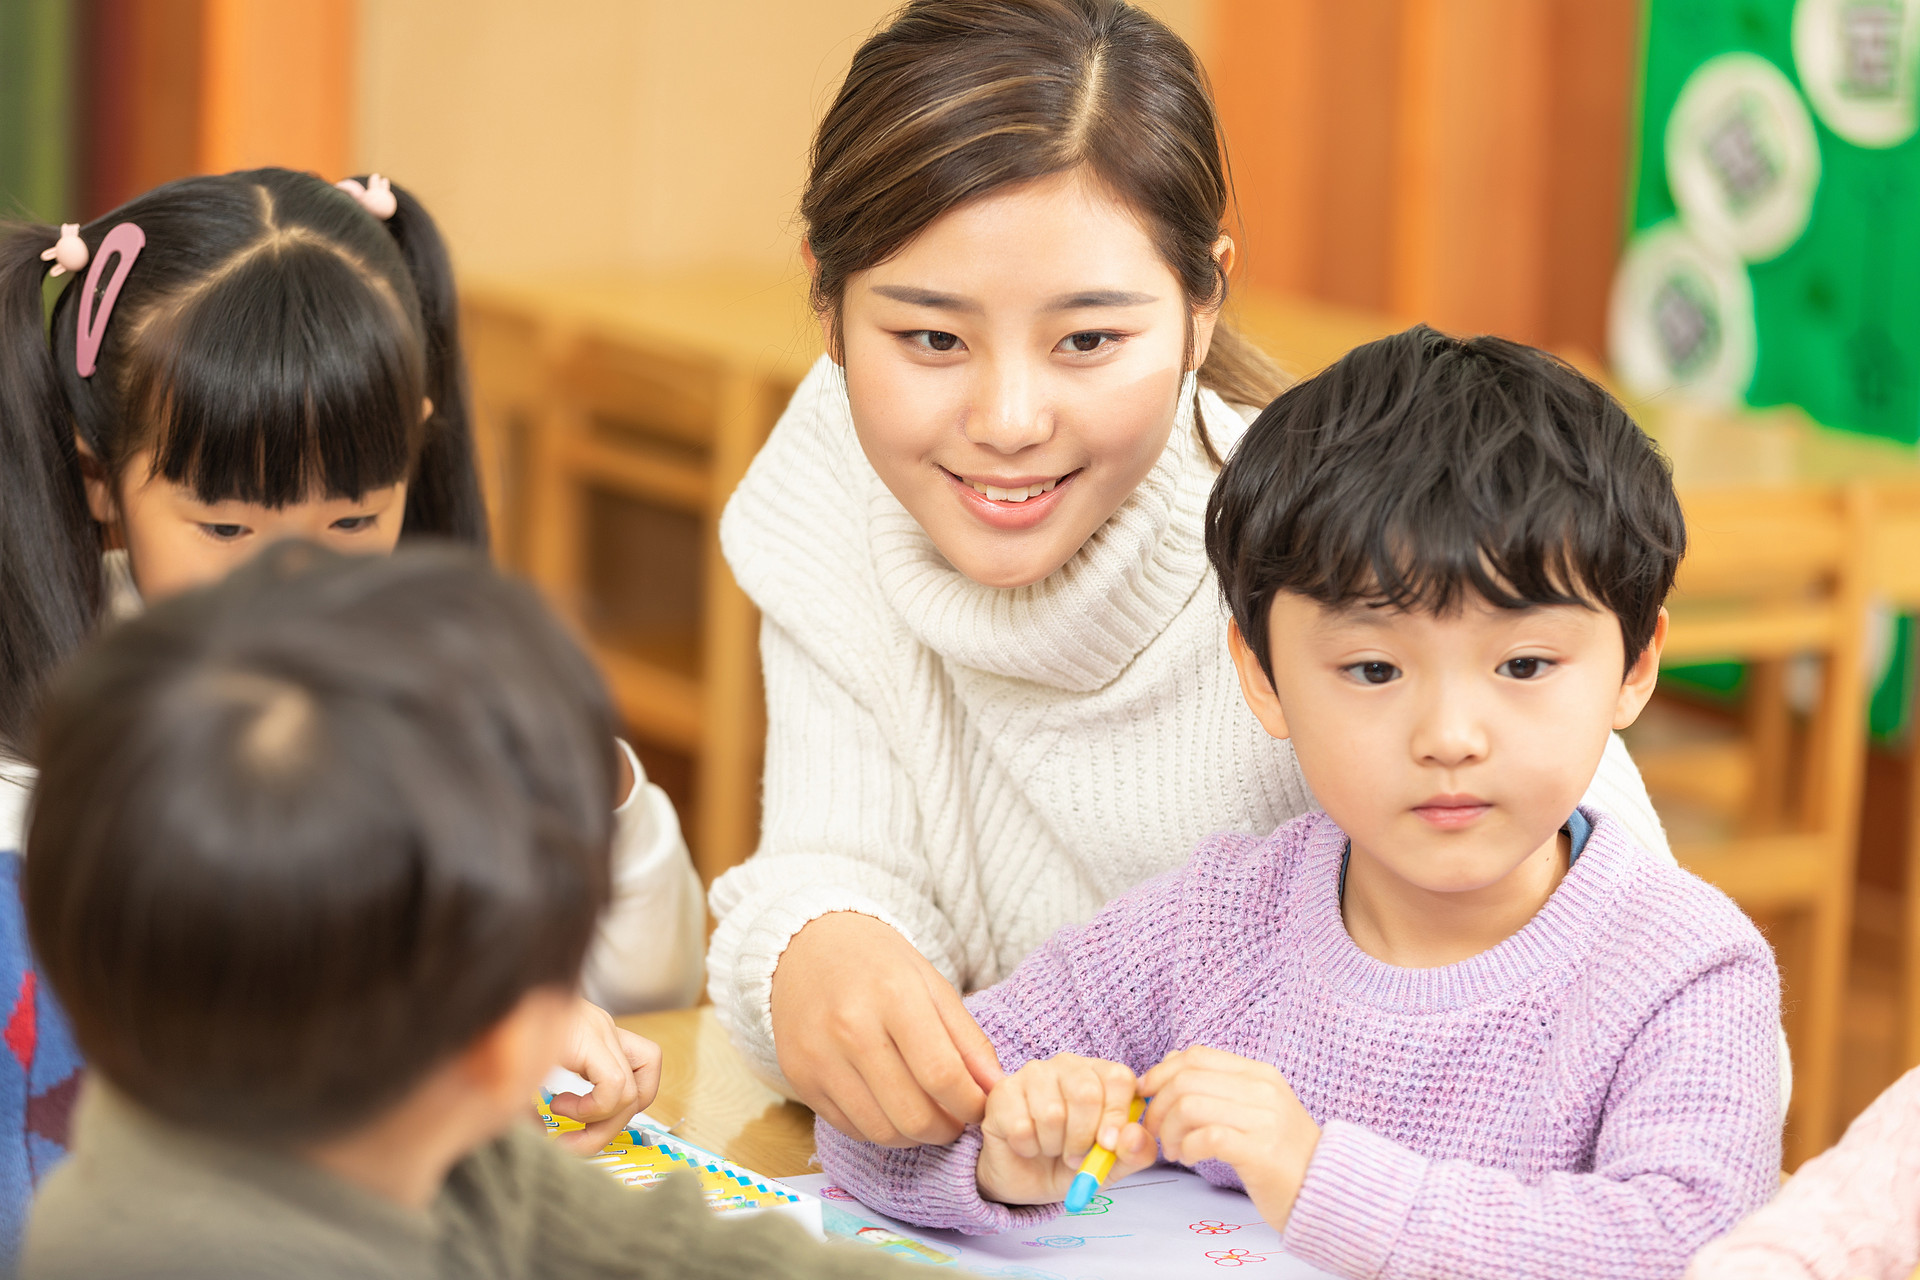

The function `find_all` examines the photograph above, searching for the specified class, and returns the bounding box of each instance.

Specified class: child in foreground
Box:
[1687,1064,1920,1279]
[817,326,1783,1279]
[18,545,913,1280]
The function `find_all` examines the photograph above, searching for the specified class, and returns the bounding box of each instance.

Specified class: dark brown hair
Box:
[25,542,613,1143]
[802,0,1287,455]
[0,168,487,761]
[1207,326,1685,682]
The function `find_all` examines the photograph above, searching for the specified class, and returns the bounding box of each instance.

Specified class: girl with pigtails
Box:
[0,168,700,1159]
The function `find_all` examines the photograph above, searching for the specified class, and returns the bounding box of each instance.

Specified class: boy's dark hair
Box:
[0,167,487,759]
[1207,324,1685,680]
[24,542,614,1144]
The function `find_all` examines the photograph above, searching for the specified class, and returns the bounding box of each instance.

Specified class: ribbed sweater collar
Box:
[1296,806,1633,1013]
[869,381,1240,693]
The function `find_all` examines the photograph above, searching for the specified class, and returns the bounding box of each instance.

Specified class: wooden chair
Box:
[1864,479,1920,1070]
[1627,485,1872,1165]
[462,294,795,886]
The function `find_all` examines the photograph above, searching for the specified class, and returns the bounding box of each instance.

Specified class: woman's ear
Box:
[1613,607,1669,730]
[1228,616,1291,741]
[1189,234,1235,372]
[72,435,117,529]
[421,397,434,423]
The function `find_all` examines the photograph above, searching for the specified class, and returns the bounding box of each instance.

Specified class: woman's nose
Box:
[962,358,1053,453]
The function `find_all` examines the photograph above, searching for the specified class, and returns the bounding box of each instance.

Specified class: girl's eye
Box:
[200,523,247,542]
[331,515,376,533]
[910,330,962,353]
[1058,331,1117,354]
[1499,657,1550,680]
[1346,661,1400,686]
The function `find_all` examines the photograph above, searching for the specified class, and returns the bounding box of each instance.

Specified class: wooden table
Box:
[618,1007,817,1178]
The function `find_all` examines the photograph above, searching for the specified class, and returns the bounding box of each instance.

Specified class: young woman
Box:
[0,168,701,1152]
[709,0,1672,1148]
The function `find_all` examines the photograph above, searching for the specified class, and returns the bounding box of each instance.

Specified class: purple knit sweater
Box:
[815,808,1782,1280]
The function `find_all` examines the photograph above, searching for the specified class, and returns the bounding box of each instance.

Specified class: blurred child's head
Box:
[1206,325,1685,891]
[0,168,486,757]
[24,542,613,1146]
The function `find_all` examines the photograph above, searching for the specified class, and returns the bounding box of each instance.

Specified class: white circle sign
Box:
[1666,51,1823,261]
[1794,0,1920,146]
[1609,220,1758,406]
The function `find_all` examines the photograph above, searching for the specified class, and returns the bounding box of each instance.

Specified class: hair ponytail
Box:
[372,179,488,549]
[0,226,102,761]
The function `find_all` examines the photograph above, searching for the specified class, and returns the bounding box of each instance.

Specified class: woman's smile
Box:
[940,466,1081,530]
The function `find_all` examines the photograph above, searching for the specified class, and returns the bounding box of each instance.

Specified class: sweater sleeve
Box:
[1283,948,1782,1280]
[705,619,966,1091]
[1686,1066,1920,1280]
[578,740,706,1015]
[1583,732,1673,866]
[813,850,1213,1234]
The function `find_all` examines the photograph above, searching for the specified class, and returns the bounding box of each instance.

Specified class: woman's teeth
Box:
[967,478,1059,503]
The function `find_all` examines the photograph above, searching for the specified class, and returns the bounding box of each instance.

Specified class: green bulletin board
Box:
[1615,0,1920,737]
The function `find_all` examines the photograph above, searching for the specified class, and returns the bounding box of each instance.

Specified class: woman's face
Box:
[832,168,1221,589]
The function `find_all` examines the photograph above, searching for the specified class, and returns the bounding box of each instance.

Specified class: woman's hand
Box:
[1141,1046,1321,1231]
[771,911,1004,1146]
[976,1053,1154,1205]
[547,997,665,1153]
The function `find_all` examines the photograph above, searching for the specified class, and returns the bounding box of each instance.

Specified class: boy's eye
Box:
[1346,661,1400,685]
[1499,657,1550,680]
[1057,331,1117,354]
[200,523,247,542]
[910,330,962,353]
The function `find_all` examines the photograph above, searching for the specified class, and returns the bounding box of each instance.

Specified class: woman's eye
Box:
[1347,661,1400,686]
[910,330,962,353]
[1499,657,1549,680]
[331,515,376,533]
[200,523,247,542]
[1058,331,1116,354]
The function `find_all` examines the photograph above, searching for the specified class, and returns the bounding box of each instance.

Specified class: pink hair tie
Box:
[335,174,397,221]
[39,224,88,277]
[74,223,146,379]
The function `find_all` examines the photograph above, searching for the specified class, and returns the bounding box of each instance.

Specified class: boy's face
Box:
[1231,591,1665,896]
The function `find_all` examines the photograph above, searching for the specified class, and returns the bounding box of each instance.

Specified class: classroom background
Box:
[6,0,1920,1169]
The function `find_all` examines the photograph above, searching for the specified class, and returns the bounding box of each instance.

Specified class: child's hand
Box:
[548,997,664,1153]
[1140,1046,1320,1231]
[976,1053,1155,1205]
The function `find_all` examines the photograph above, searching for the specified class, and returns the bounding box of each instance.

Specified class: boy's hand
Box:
[1140,1046,1320,1231]
[548,997,664,1153]
[976,1053,1155,1205]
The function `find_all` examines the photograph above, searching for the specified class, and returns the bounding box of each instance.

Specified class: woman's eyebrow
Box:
[870,284,980,312]
[1044,289,1158,310]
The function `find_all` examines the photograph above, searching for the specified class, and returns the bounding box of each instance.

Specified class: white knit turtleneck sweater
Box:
[708,356,1672,1089]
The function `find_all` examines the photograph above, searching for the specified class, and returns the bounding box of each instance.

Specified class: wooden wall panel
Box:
[1214,0,1641,353]
[81,0,354,219]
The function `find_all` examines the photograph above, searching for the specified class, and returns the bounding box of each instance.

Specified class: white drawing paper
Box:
[780,1166,1341,1279]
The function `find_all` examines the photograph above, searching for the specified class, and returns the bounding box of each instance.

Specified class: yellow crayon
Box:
[1063,1095,1147,1212]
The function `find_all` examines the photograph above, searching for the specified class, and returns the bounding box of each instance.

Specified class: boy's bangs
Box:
[1307,504,1599,621]
[132,245,424,508]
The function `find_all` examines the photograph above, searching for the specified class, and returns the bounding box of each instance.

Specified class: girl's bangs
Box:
[133,245,425,508]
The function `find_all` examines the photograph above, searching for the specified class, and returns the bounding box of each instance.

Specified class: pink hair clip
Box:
[39,224,88,277]
[74,223,146,379]
[335,174,397,221]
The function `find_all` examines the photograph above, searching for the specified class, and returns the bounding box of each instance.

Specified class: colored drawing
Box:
[1067,1193,1113,1216]
[853,1225,960,1264]
[1023,1233,1132,1248]
[535,1093,820,1234]
[784,1166,1336,1278]
[1207,1248,1281,1266]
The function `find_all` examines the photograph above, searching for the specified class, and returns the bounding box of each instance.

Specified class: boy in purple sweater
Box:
[817,325,1782,1279]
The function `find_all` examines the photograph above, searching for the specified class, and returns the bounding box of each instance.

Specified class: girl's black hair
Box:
[0,168,487,759]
